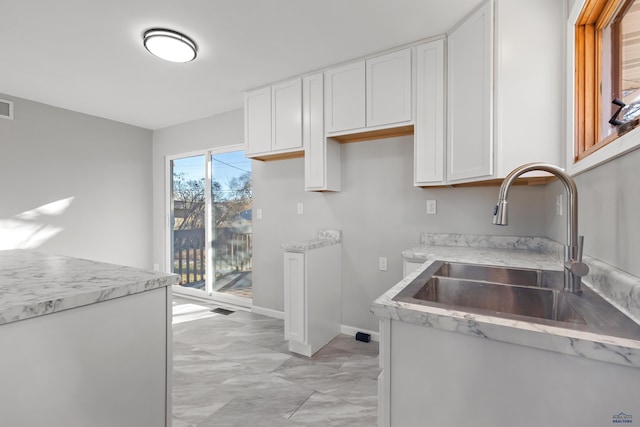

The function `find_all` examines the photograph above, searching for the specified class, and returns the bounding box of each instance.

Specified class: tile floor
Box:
[171,296,380,427]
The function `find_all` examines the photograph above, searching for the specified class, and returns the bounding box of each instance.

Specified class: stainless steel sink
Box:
[413,276,585,324]
[393,260,640,339]
[431,262,563,288]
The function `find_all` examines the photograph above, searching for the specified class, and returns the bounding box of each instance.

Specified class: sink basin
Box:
[432,262,563,288]
[413,276,585,323]
[393,260,640,339]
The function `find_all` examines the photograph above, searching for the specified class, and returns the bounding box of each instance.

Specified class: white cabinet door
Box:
[447,1,493,182]
[0,288,169,427]
[414,39,445,186]
[284,252,306,343]
[403,260,425,278]
[244,87,272,156]
[493,0,562,177]
[304,73,341,192]
[325,61,366,133]
[304,73,325,190]
[367,48,412,128]
[272,79,303,152]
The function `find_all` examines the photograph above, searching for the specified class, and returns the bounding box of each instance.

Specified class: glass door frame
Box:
[165,143,252,309]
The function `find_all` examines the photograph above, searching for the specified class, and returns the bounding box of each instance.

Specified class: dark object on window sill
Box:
[609,98,626,126]
[617,118,640,136]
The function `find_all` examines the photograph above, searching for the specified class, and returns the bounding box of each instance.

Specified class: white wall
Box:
[150,111,549,332]
[546,147,640,278]
[253,136,549,332]
[151,108,244,271]
[0,94,153,268]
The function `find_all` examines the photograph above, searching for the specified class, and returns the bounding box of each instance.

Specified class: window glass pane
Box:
[171,155,206,289]
[621,1,640,121]
[210,151,252,298]
[601,24,616,139]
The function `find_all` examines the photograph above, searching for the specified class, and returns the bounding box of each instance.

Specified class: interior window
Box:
[575,0,640,161]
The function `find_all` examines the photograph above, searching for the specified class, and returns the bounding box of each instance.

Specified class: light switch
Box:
[379,257,388,271]
[256,208,263,220]
[297,202,304,215]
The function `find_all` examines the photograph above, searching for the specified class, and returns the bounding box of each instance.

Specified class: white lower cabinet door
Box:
[284,252,306,343]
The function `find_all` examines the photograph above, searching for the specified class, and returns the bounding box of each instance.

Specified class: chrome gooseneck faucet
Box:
[493,163,589,294]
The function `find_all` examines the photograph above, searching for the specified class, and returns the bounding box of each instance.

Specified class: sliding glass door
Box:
[168,146,252,306]
[171,154,206,292]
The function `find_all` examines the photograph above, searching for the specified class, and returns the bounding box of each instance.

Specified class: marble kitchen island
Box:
[372,234,640,427]
[0,250,178,427]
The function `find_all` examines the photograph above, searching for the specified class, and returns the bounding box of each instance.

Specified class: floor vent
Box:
[211,307,234,315]
[0,99,13,120]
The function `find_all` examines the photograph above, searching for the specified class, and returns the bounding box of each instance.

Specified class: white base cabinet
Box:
[284,244,341,357]
[379,319,640,427]
[0,287,171,427]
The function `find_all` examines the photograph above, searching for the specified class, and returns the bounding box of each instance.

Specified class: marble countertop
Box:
[281,229,342,253]
[0,250,179,326]
[371,234,640,368]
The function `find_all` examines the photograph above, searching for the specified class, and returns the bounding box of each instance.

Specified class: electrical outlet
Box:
[256,208,263,220]
[426,200,437,215]
[379,257,388,271]
[297,202,304,215]
[556,195,563,216]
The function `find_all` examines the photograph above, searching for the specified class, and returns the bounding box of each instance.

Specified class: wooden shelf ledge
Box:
[330,125,414,143]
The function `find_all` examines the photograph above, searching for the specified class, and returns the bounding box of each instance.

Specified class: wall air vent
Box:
[0,99,13,120]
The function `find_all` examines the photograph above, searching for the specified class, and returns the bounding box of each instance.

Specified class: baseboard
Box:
[252,305,285,320]
[340,324,380,342]
[249,308,379,341]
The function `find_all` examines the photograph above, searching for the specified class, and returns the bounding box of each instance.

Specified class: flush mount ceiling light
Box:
[143,28,197,63]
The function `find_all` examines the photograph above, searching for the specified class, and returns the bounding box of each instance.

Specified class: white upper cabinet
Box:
[367,49,412,127]
[246,0,563,188]
[244,87,272,156]
[303,73,341,192]
[245,78,303,159]
[325,48,412,136]
[272,79,303,152]
[414,39,445,186]
[423,0,562,186]
[492,0,563,178]
[324,62,366,133]
[447,1,493,183]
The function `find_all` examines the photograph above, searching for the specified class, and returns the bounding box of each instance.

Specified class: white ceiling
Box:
[0,0,482,130]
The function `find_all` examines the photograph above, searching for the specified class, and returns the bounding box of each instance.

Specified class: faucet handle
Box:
[565,260,589,277]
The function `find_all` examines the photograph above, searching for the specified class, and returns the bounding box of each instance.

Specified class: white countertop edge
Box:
[0,250,179,326]
[282,229,342,253]
[371,297,640,368]
[281,239,341,253]
[0,275,178,326]
[372,249,640,368]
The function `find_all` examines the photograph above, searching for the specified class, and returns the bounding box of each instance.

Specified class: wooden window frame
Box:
[575,0,635,161]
